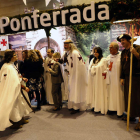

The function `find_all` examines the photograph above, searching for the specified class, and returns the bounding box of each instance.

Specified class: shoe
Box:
[53,107,60,111]
[42,102,48,105]
[41,101,48,106]
[107,110,117,115]
[122,116,136,121]
[60,105,62,109]
[135,122,140,131]
[117,115,123,118]
[10,124,23,129]
[70,109,79,114]
[21,118,29,124]
[68,108,74,111]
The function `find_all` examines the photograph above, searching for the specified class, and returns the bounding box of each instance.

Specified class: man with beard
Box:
[117,34,140,130]
[61,39,88,114]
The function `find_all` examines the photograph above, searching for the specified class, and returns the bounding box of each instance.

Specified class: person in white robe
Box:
[0,51,32,131]
[106,42,124,116]
[87,47,108,114]
[44,49,54,104]
[63,39,88,114]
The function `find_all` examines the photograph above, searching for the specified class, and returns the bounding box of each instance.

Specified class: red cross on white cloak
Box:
[70,57,73,68]
[78,54,85,64]
[102,73,106,79]
[109,62,113,71]
[0,39,7,46]
[48,62,54,68]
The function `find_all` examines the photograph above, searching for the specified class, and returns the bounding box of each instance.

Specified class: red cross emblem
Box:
[78,56,82,61]
[71,63,73,68]
[102,73,106,79]
[48,62,54,68]
[78,54,85,64]
[109,62,113,71]
[0,39,7,46]
[124,55,128,61]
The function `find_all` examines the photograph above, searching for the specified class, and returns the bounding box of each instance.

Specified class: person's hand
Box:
[130,47,139,59]
[121,79,124,86]
[56,58,59,62]
[41,77,43,82]
[130,47,137,55]
[25,87,30,92]
[22,78,28,83]
[54,58,59,62]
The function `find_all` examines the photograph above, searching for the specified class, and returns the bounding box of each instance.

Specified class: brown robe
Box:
[120,45,140,117]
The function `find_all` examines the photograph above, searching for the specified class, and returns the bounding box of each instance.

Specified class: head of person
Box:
[34,49,43,61]
[52,52,61,62]
[22,50,28,61]
[94,47,103,59]
[47,49,54,58]
[117,34,131,49]
[109,42,119,55]
[28,50,39,62]
[4,50,17,63]
[64,39,78,52]
[93,47,103,64]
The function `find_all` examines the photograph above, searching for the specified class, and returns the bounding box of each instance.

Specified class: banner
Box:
[0,1,110,35]
[0,36,9,51]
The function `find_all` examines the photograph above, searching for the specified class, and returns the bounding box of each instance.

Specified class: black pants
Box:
[52,83,62,108]
[40,78,47,104]
[124,75,140,117]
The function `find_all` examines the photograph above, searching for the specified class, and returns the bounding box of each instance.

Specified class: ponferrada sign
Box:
[0,1,110,35]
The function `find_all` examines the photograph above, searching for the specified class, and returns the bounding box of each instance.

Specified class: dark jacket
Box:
[49,62,63,84]
[22,59,44,79]
[120,45,140,79]
[14,60,24,74]
[89,54,95,63]
[0,60,4,70]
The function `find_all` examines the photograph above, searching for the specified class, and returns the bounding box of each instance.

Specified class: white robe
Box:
[61,51,69,101]
[66,50,88,111]
[106,52,124,116]
[44,57,54,104]
[87,58,108,114]
[60,65,69,101]
[0,63,32,131]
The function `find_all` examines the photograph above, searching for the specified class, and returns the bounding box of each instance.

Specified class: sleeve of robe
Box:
[0,63,21,131]
[49,63,60,76]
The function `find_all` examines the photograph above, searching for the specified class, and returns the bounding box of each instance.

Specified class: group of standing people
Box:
[0,33,140,131]
[87,34,140,131]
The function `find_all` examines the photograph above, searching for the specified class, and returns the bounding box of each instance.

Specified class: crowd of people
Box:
[0,33,140,131]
